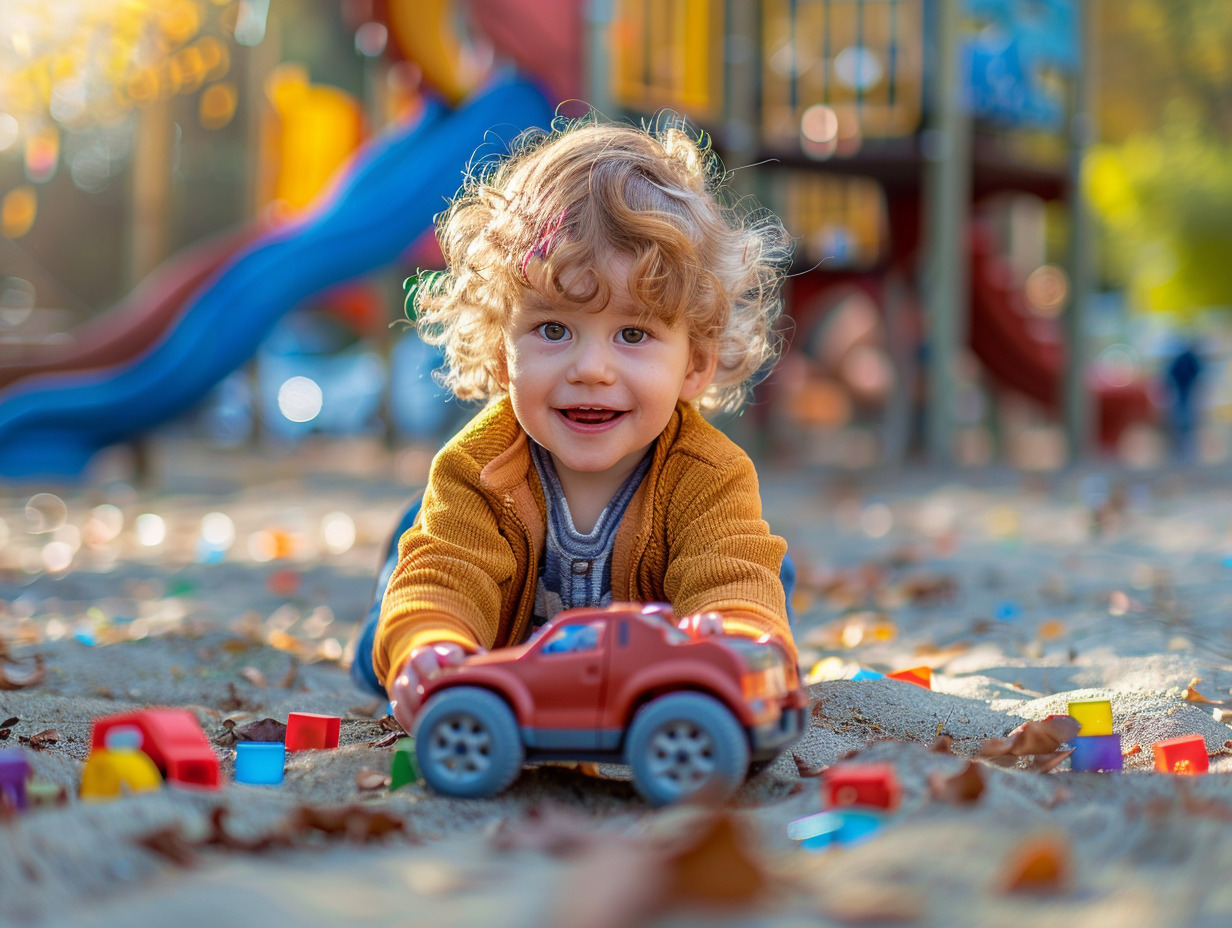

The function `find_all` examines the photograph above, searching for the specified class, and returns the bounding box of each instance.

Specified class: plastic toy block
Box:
[0,749,31,811]
[91,708,220,789]
[849,668,886,681]
[235,742,285,785]
[1067,699,1113,737]
[25,780,65,808]
[823,763,901,811]
[285,712,341,751]
[80,727,163,800]
[1152,734,1209,775]
[390,738,418,790]
[887,666,931,689]
[789,809,885,849]
[1070,733,1123,772]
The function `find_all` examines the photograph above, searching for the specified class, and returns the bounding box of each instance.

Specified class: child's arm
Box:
[664,452,795,656]
[372,446,518,694]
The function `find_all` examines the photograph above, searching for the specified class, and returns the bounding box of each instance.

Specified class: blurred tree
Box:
[1090,0,1232,315]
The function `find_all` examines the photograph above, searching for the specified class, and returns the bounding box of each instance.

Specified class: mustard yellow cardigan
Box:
[372,397,793,693]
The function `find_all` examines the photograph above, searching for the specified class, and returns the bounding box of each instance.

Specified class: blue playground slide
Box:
[0,78,552,479]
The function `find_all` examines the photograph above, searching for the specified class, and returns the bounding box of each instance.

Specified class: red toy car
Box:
[412,602,808,806]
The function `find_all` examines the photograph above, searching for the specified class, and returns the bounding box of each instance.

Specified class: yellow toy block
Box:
[1067,699,1113,737]
[80,726,163,801]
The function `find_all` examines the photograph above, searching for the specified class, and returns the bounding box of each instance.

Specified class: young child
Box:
[352,117,796,730]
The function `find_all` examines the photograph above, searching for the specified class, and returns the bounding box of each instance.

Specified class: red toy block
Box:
[887,666,932,689]
[91,708,220,789]
[285,712,341,751]
[823,762,901,811]
[1152,734,1209,775]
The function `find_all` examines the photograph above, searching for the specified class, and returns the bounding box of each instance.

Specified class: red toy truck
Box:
[412,602,808,806]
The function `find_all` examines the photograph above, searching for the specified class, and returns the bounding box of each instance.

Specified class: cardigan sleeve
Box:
[372,445,518,693]
[661,451,795,658]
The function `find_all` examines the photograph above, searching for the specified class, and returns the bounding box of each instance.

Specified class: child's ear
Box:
[492,342,510,389]
[679,345,718,402]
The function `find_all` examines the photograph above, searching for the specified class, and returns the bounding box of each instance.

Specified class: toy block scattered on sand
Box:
[91,709,220,789]
[1152,734,1209,775]
[390,737,418,790]
[1070,733,1123,772]
[0,749,31,811]
[235,742,285,785]
[285,712,341,751]
[849,668,886,681]
[887,667,931,689]
[80,726,163,800]
[1067,699,1113,737]
[823,763,901,811]
[788,808,885,850]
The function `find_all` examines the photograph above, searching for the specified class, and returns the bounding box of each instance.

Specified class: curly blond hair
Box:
[411,114,792,415]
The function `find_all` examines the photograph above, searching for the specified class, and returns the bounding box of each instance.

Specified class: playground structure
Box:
[0,0,1152,478]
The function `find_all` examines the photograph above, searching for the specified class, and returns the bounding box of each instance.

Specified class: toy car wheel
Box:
[625,692,749,807]
[413,687,524,799]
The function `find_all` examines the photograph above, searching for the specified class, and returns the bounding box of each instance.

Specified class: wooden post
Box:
[920,0,971,464]
[128,99,173,288]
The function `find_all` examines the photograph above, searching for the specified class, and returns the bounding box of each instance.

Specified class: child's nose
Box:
[567,340,617,384]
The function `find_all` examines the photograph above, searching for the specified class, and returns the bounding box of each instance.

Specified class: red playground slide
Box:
[968,224,1154,448]
[0,225,256,394]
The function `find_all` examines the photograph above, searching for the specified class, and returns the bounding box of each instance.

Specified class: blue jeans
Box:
[350,498,798,696]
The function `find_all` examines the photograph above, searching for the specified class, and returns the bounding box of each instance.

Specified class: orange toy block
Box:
[285,712,341,751]
[1152,735,1209,775]
[887,666,931,689]
[823,762,901,811]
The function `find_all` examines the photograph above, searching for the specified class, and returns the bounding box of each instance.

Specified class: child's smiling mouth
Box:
[557,406,627,426]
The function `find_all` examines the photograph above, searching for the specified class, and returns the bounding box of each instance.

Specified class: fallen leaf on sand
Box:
[1185,678,1224,705]
[21,729,60,750]
[138,827,199,868]
[1001,834,1071,894]
[1028,750,1074,773]
[204,807,286,852]
[233,717,288,742]
[1124,744,1142,757]
[663,813,766,907]
[930,733,954,754]
[928,761,985,804]
[0,657,45,690]
[290,805,407,843]
[378,714,405,732]
[355,769,391,791]
[794,753,825,777]
[239,667,268,688]
[980,716,1079,766]
[368,730,404,749]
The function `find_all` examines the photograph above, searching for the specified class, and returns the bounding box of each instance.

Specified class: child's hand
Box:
[677,611,725,638]
[389,642,478,733]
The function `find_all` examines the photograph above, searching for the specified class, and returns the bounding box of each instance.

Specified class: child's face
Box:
[500,255,716,483]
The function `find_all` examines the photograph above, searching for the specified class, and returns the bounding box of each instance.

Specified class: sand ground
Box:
[4,434,1232,927]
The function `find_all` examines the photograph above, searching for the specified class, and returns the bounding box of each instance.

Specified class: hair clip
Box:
[519,207,569,283]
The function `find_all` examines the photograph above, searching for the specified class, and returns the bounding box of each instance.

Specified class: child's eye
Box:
[537,322,569,341]
[619,327,647,344]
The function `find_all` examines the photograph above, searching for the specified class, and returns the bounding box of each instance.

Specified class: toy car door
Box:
[520,617,610,749]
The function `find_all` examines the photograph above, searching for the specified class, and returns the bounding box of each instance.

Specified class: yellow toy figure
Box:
[80,726,162,801]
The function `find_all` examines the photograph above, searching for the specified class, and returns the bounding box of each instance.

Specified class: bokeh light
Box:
[84,504,123,546]
[277,376,324,422]
[1,186,38,238]
[135,513,166,546]
[321,511,356,554]
[25,493,66,533]
[201,511,236,549]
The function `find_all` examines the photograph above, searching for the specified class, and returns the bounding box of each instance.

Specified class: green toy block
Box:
[1067,699,1113,737]
[390,737,418,790]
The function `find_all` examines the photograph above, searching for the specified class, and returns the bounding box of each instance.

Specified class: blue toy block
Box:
[788,808,886,850]
[0,748,31,811]
[235,742,285,785]
[850,668,886,682]
[1070,733,1122,773]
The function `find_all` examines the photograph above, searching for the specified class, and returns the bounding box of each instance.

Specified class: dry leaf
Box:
[277,662,299,689]
[368,730,404,749]
[663,813,766,907]
[137,826,198,868]
[1124,744,1142,757]
[21,729,60,750]
[0,657,45,690]
[239,667,268,688]
[291,805,407,842]
[233,717,287,742]
[491,805,601,857]
[980,715,1079,766]
[355,769,391,791]
[1184,678,1224,705]
[378,714,405,732]
[793,753,825,778]
[204,807,286,852]
[928,761,985,804]
[1001,835,1071,894]
[930,733,954,754]
[220,682,250,711]
[1029,749,1075,774]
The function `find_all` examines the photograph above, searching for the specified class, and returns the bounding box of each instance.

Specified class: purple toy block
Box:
[0,748,31,811]
[1071,733,1122,772]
